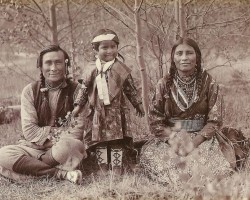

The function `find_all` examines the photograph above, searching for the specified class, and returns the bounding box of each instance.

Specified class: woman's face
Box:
[97,40,118,62]
[42,50,66,86]
[174,43,197,76]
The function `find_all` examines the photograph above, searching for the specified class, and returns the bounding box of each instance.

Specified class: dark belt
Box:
[169,118,204,132]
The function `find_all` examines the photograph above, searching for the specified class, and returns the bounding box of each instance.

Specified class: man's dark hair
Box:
[37,45,71,69]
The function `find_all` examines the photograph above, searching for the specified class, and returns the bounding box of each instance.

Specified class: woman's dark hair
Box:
[167,38,203,97]
[91,28,124,62]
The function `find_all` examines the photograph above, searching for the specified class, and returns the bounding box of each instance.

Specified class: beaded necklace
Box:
[171,71,198,111]
[45,81,64,91]
[176,72,196,101]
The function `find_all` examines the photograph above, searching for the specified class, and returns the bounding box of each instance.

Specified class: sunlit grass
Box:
[0,160,250,199]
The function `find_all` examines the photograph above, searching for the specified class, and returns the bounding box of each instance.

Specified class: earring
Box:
[65,59,69,76]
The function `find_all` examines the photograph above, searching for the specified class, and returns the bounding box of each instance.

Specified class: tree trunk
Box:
[179,0,186,38]
[175,0,180,39]
[175,0,186,39]
[157,35,164,78]
[66,0,76,81]
[49,0,58,45]
[134,0,149,128]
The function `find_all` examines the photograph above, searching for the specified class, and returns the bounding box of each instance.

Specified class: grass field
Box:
[1,54,250,199]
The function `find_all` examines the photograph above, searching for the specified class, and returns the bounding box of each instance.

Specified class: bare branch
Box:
[188,15,250,31]
[118,44,136,51]
[31,27,51,43]
[101,0,135,24]
[206,60,231,71]
[201,0,215,18]
[22,4,41,15]
[184,0,193,6]
[139,0,144,10]
[134,0,143,12]
[58,17,115,42]
[31,0,52,30]
[121,0,134,13]
[101,4,135,33]
[72,0,90,19]
[28,30,46,48]
[0,58,35,83]
[54,0,63,7]
[57,8,104,34]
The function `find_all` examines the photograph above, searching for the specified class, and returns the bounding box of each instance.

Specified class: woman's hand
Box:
[156,127,173,142]
[192,134,206,148]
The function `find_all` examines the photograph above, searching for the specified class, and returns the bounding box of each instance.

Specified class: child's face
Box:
[97,40,118,62]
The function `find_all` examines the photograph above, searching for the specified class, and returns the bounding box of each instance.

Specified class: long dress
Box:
[140,70,233,187]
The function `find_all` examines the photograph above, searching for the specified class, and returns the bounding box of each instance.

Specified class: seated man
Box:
[0,45,86,184]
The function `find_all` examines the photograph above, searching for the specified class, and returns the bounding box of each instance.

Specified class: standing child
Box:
[72,29,144,175]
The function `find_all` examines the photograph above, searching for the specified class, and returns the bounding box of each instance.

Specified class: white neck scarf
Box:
[95,57,115,105]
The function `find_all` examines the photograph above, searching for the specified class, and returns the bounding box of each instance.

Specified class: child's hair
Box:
[91,29,119,51]
[91,28,124,62]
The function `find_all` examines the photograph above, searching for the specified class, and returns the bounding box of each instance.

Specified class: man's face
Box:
[42,51,66,86]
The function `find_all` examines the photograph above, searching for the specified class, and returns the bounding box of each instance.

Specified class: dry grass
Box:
[0,154,250,200]
[1,85,250,199]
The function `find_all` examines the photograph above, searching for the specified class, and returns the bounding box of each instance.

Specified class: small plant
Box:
[50,112,78,144]
[0,106,20,124]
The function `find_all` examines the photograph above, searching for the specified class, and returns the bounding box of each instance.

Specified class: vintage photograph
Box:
[0,0,250,199]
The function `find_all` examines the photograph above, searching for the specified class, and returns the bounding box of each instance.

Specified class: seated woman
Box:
[0,45,86,184]
[140,38,248,186]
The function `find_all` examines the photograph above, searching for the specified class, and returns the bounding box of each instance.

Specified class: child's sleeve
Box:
[123,74,142,108]
[74,82,88,107]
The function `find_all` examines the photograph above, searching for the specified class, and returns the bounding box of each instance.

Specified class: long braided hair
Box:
[167,38,203,98]
[91,28,125,62]
[36,45,71,125]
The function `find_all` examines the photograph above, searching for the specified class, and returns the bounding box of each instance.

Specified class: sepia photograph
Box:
[0,0,250,199]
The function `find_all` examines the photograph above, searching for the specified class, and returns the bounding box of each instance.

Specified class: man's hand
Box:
[48,127,61,145]
[43,139,53,149]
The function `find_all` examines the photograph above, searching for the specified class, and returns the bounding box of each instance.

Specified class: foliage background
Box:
[1,0,250,199]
